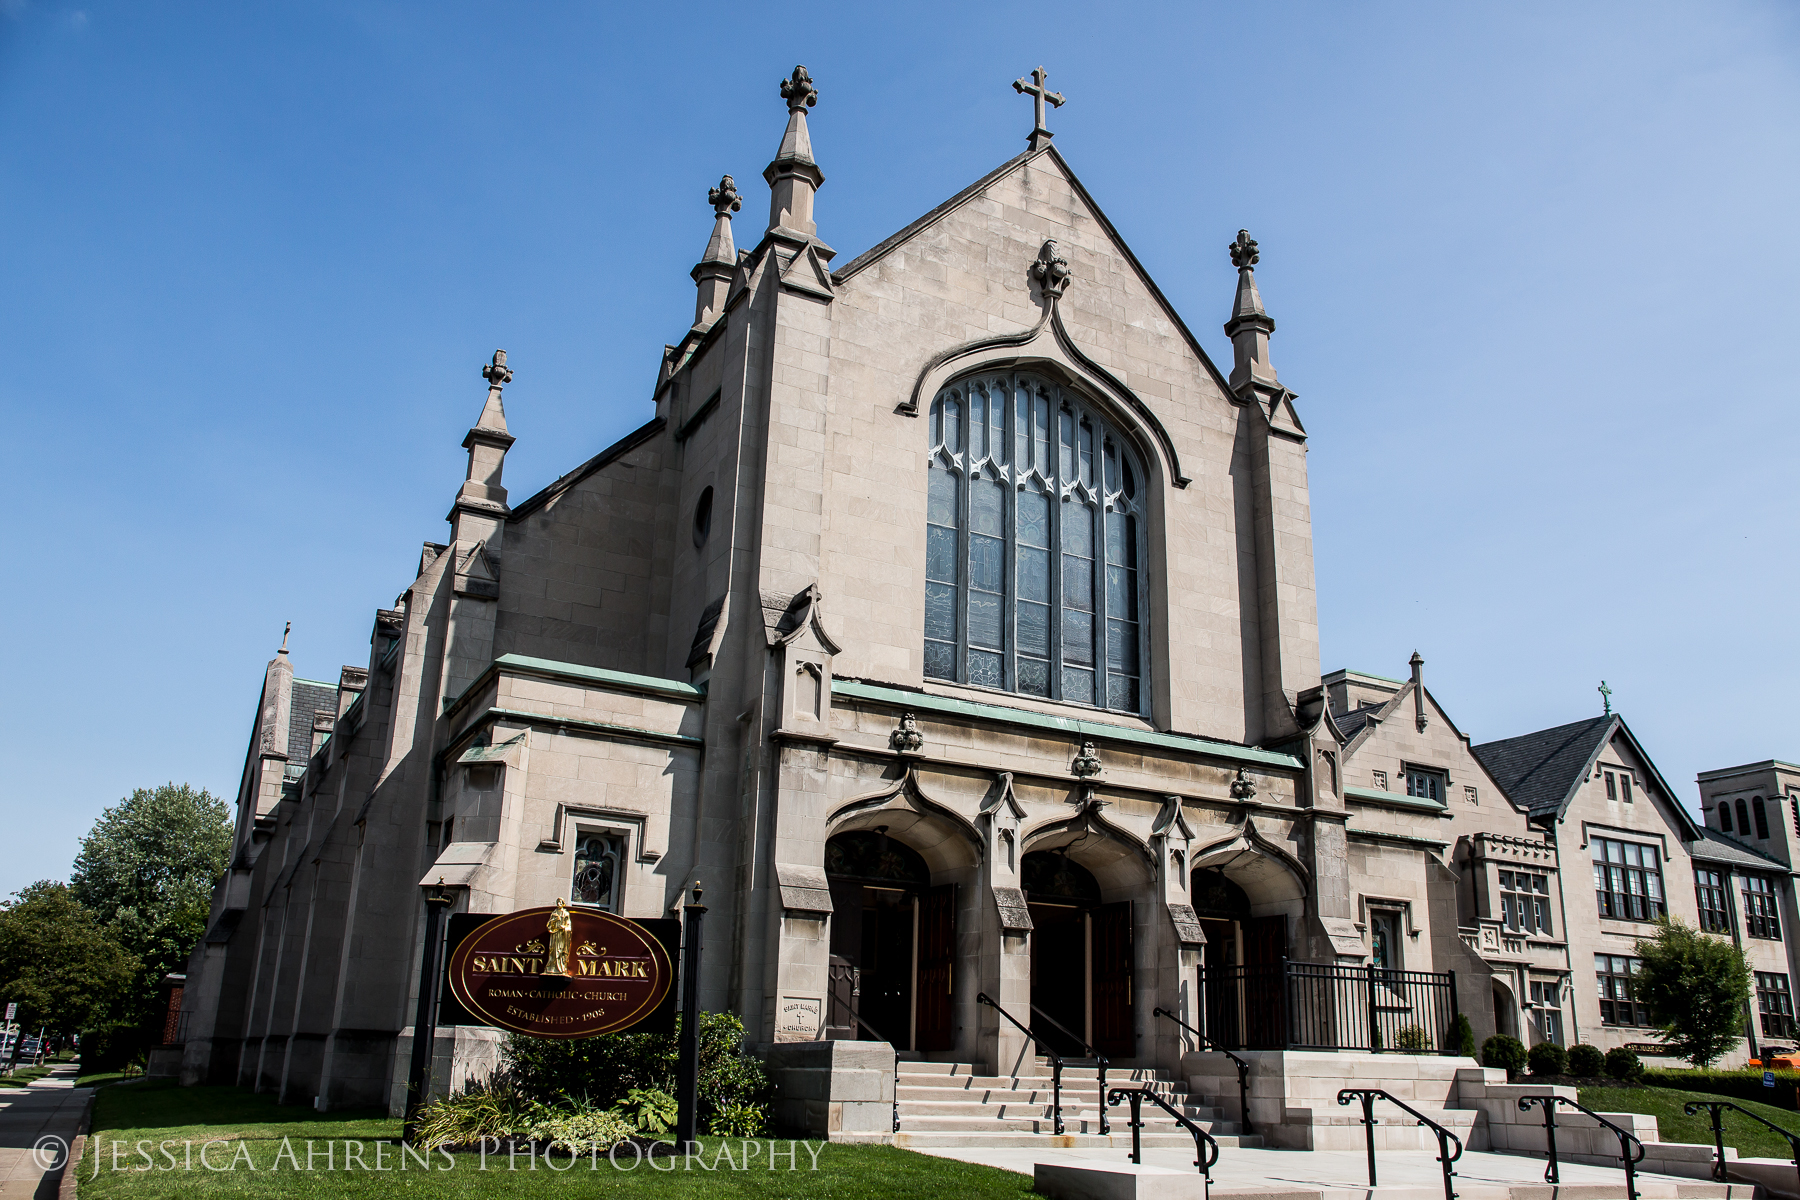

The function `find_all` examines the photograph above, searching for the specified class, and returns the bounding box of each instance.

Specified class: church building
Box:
[175,65,1800,1143]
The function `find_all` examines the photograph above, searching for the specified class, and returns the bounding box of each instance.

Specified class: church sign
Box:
[444,901,676,1038]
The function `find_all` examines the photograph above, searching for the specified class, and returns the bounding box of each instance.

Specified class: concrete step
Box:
[894,1130,1263,1150]
[893,1113,1242,1134]
[896,1073,1187,1095]
[896,1100,1222,1122]
[896,1083,1192,1104]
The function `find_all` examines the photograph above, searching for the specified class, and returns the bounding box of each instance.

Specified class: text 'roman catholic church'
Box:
[179,65,1800,1143]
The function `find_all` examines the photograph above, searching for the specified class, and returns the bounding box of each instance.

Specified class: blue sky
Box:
[2,2,1797,897]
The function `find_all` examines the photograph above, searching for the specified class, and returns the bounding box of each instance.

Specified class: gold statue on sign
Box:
[545,899,574,976]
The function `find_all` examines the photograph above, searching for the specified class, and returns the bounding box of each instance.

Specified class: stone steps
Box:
[892,1059,1259,1147]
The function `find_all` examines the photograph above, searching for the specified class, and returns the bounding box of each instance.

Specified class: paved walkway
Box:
[915,1142,1748,1199]
[0,1065,91,1199]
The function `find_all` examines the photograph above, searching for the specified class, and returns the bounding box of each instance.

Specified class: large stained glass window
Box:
[925,372,1148,714]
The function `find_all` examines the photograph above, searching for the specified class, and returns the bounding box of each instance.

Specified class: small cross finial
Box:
[482,349,512,390]
[708,175,741,218]
[279,621,290,654]
[1013,66,1065,147]
[1599,680,1613,716]
[1230,230,1260,270]
[780,65,818,113]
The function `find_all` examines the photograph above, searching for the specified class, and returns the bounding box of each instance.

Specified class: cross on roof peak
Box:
[1013,66,1065,149]
[1599,680,1613,716]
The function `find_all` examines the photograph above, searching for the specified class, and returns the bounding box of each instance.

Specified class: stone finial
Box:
[1230,767,1257,800]
[780,65,818,113]
[279,621,291,655]
[1032,239,1071,300]
[1229,230,1259,270]
[1410,651,1428,733]
[1013,66,1065,149]
[481,349,513,390]
[1071,739,1102,778]
[709,175,741,218]
[1224,230,1277,393]
[889,712,924,753]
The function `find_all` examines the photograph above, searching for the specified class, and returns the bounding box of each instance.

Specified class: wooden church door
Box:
[1092,900,1134,1058]
[915,884,955,1051]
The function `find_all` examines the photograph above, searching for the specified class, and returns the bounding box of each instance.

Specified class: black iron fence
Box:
[1197,959,1460,1054]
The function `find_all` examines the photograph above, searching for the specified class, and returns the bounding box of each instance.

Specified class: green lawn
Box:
[78,1081,1034,1198]
[1581,1086,1800,1160]
[1,1065,51,1087]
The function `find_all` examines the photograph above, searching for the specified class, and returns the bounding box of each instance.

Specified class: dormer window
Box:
[925,373,1149,714]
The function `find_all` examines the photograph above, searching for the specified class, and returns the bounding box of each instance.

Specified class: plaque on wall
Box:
[443,903,679,1038]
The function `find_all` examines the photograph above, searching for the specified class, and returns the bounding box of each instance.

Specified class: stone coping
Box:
[832,680,1305,771]
[444,653,706,719]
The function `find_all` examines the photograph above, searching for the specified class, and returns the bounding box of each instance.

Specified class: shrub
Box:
[1605,1046,1643,1081]
[1396,1025,1431,1051]
[1482,1034,1528,1079]
[620,1087,678,1135]
[707,1102,767,1137]
[1568,1043,1606,1078]
[503,1011,771,1132]
[1451,1014,1477,1059]
[409,1075,634,1152]
[1528,1041,1568,1077]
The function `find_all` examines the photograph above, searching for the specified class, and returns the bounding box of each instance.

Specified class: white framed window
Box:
[571,829,625,912]
[925,372,1149,714]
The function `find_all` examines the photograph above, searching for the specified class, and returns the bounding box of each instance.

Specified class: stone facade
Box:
[175,66,1800,1136]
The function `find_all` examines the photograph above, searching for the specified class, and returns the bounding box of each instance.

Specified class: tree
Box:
[69,783,232,1011]
[0,882,138,1036]
[1633,917,1751,1067]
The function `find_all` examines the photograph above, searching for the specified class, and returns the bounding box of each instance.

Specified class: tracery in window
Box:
[925,372,1148,713]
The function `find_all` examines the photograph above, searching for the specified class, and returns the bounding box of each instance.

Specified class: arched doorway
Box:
[1022,849,1134,1059]
[823,829,954,1052]
[1192,865,1291,1049]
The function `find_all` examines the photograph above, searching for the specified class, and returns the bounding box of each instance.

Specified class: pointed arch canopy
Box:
[828,767,984,874]
[1189,821,1310,908]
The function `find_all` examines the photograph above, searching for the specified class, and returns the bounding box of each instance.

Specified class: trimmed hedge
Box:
[1641,1068,1800,1112]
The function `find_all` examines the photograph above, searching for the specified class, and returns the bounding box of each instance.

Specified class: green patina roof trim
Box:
[1345,785,1448,814]
[496,654,706,700]
[831,680,1303,770]
[294,678,338,689]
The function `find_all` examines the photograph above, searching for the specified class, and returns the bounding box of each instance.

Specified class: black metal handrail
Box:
[1683,1099,1800,1191]
[1338,1089,1464,1200]
[1028,1001,1110,1135]
[844,1010,902,1133]
[1107,1085,1219,1178]
[1155,1006,1253,1138]
[1518,1095,1645,1200]
[977,993,1067,1136]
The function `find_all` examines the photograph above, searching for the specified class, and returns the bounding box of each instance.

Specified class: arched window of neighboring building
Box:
[1753,796,1770,839]
[925,371,1149,713]
[1720,802,1734,833]
[1737,798,1752,836]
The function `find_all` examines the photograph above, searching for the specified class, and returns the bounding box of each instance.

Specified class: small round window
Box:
[692,486,714,548]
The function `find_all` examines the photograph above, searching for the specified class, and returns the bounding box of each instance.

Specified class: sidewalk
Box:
[914,1141,1753,1200]
[0,1064,92,1199]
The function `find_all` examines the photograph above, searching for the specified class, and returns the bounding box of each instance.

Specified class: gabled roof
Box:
[831,144,1237,402]
[1472,714,1699,838]
[1688,827,1788,871]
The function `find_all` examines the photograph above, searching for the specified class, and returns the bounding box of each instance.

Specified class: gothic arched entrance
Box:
[1192,864,1291,1049]
[823,829,954,1052]
[1021,849,1134,1059]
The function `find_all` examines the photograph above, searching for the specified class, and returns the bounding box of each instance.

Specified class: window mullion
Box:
[1003,389,1017,693]
[1092,407,1110,712]
[958,457,971,686]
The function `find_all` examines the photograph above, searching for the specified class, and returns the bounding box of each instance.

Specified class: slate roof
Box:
[1334,704,1384,740]
[1471,715,1615,817]
[1687,827,1788,871]
[289,678,338,762]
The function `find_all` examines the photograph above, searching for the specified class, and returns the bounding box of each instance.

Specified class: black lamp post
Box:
[403,879,456,1142]
[673,880,707,1150]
